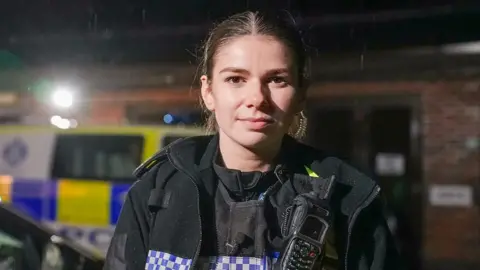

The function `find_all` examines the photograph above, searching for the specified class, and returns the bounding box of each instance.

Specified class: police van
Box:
[0,125,205,255]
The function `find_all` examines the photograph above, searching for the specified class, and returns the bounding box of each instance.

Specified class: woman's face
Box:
[201,35,304,149]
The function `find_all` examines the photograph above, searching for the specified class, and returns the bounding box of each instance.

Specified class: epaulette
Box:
[133,150,169,179]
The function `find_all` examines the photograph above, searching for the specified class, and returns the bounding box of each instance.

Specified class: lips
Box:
[240,117,274,130]
[248,118,273,123]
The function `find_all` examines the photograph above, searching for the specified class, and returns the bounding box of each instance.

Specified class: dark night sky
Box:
[1,0,477,33]
[1,0,480,66]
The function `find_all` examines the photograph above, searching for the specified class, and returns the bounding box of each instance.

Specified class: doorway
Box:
[305,95,423,270]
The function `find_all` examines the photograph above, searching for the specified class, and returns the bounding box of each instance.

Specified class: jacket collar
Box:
[168,134,298,172]
[167,134,378,217]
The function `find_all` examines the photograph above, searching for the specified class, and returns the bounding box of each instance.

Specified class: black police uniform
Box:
[104,135,399,270]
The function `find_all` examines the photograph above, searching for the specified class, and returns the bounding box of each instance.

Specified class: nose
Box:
[245,80,268,108]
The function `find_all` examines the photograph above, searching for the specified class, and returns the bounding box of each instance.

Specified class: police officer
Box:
[105,11,399,270]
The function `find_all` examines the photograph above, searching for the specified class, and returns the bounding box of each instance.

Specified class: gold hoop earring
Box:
[300,110,306,119]
[295,111,307,139]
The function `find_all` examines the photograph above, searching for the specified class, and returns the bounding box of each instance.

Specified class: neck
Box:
[218,132,282,172]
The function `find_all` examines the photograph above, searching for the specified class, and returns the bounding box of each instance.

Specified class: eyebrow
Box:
[267,68,290,75]
[219,67,249,74]
[219,67,290,75]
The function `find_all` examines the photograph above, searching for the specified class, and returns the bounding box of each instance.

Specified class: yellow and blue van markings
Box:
[0,177,130,227]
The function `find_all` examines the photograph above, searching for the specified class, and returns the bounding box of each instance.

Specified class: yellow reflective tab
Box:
[0,175,13,203]
[57,179,110,227]
[304,166,319,178]
[145,159,158,169]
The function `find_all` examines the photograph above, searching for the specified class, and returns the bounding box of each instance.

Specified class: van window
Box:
[51,135,144,181]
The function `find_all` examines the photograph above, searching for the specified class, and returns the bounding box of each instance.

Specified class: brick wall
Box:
[87,88,198,124]
[312,81,480,269]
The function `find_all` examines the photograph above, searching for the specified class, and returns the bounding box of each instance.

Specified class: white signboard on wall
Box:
[375,153,406,176]
[429,185,473,207]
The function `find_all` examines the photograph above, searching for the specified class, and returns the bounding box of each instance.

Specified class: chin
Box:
[232,130,279,149]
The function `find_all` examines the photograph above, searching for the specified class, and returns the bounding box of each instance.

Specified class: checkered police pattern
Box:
[145,250,277,270]
[197,256,272,270]
[145,250,192,270]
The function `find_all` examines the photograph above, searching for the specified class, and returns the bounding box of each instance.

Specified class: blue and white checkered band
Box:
[196,256,274,270]
[145,251,192,270]
[145,250,278,270]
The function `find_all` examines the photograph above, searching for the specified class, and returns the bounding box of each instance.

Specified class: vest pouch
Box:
[226,201,267,258]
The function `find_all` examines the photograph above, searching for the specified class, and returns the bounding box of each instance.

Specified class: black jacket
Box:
[104,135,399,270]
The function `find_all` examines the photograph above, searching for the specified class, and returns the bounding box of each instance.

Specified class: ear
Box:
[200,75,215,111]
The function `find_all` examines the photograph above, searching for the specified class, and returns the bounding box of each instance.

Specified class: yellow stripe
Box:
[0,175,13,203]
[304,166,319,178]
[142,130,159,162]
[57,179,111,227]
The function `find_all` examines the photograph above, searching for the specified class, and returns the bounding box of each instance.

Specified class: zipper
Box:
[280,206,293,237]
[167,150,203,267]
[344,185,381,270]
[275,165,296,238]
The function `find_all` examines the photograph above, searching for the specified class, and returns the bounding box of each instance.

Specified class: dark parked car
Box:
[0,203,104,270]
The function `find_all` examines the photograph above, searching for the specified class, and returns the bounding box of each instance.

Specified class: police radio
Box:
[277,175,335,270]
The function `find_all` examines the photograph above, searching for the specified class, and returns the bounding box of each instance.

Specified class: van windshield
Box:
[51,134,144,182]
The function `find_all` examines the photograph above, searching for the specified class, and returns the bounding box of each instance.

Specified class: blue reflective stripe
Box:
[110,183,130,224]
[10,179,57,222]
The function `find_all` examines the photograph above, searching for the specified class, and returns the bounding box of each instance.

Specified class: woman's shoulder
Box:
[134,135,216,176]
[290,139,376,187]
[129,135,218,194]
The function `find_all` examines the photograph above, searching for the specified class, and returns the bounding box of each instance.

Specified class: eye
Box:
[225,76,245,84]
[268,76,288,86]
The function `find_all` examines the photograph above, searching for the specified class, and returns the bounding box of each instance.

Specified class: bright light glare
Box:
[52,88,73,108]
[50,115,72,129]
